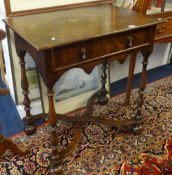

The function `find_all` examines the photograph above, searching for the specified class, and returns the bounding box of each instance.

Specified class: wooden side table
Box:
[4,4,161,174]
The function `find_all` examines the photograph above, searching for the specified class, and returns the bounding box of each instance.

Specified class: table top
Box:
[4,4,160,51]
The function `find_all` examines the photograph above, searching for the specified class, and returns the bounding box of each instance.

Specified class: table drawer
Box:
[155,18,172,40]
[52,28,151,71]
[156,21,167,35]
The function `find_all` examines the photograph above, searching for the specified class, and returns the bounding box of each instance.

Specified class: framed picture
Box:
[4,0,113,17]
[8,29,40,104]
[40,66,110,114]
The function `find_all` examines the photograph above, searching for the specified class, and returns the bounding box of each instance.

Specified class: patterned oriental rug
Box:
[1,76,172,175]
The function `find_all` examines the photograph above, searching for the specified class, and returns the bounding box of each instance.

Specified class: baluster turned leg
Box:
[98,61,108,105]
[19,54,36,135]
[124,52,137,105]
[134,55,148,121]
[48,88,63,175]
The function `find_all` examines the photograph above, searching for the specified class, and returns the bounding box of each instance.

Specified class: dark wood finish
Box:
[4,6,159,51]
[155,18,172,42]
[125,52,137,105]
[98,61,109,105]
[0,133,29,156]
[123,0,172,105]
[4,0,113,17]
[144,1,172,61]
[134,53,149,120]
[134,1,172,41]
[18,51,36,135]
[47,88,61,174]
[4,4,160,173]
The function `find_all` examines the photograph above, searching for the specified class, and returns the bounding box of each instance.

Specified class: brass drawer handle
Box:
[156,25,166,34]
[127,36,133,48]
[81,47,87,60]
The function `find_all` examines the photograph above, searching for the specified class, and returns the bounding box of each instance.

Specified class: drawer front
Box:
[155,18,172,40]
[52,28,151,71]
[156,21,167,35]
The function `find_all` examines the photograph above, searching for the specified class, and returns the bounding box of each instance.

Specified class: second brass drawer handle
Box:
[156,25,166,34]
[127,36,133,48]
[81,47,87,60]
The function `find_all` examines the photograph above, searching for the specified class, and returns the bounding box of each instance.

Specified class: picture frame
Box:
[122,0,137,9]
[115,0,137,9]
[4,0,113,17]
[7,28,40,104]
[40,66,110,114]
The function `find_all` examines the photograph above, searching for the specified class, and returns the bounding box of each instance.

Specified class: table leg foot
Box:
[98,95,108,105]
[112,122,142,135]
[48,123,83,175]
[124,52,137,106]
[123,99,130,106]
[25,125,36,135]
[0,134,29,156]
[130,124,142,135]
[134,113,144,121]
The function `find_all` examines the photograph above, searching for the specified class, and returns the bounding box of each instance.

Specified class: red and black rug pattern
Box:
[1,76,172,175]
